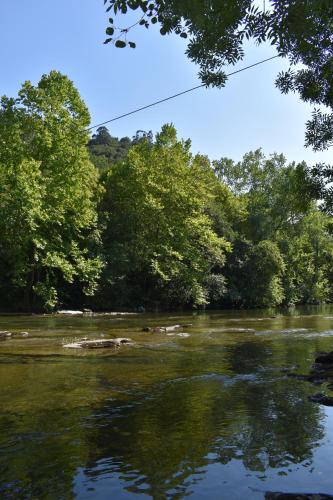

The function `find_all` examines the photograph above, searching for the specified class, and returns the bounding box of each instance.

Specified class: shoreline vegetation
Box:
[1,72,333,314]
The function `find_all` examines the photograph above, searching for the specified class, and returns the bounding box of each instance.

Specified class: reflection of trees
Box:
[0,334,327,499]
[0,406,86,499]
[83,339,324,498]
[218,341,324,471]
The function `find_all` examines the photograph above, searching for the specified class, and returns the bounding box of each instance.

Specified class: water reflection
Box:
[1,308,333,498]
[79,374,323,498]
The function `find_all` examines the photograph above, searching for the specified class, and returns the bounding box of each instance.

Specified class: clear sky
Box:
[1,1,331,165]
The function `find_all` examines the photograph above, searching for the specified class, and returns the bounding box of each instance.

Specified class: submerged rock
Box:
[142,324,192,333]
[287,373,327,385]
[63,338,132,349]
[289,349,333,404]
[0,331,12,339]
[14,331,29,337]
[0,331,29,340]
[166,332,191,338]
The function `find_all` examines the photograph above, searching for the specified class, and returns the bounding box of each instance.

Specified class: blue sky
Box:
[1,0,331,165]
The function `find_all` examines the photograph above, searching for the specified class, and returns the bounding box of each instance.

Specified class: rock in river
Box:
[63,338,132,349]
[0,331,29,340]
[142,324,192,333]
[57,310,84,316]
[0,331,12,339]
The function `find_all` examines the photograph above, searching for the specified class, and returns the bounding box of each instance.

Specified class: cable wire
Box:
[87,54,280,132]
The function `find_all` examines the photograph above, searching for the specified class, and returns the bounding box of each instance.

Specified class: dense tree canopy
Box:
[1,70,333,311]
[0,71,103,310]
[216,149,333,307]
[97,124,234,309]
[88,126,153,171]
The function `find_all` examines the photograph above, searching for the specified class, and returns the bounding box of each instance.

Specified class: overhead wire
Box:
[86,54,280,132]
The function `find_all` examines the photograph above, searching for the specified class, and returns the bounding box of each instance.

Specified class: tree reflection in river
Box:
[1,309,332,499]
[81,340,324,498]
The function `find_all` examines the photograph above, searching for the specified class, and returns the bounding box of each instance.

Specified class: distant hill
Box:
[88,126,152,171]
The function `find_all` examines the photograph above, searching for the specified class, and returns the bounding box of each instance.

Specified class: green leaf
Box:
[115,40,127,48]
[106,27,114,35]
[128,41,136,48]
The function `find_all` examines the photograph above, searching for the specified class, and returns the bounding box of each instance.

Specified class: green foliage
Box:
[98,124,232,308]
[88,126,152,171]
[214,149,312,241]
[245,240,285,307]
[1,71,333,311]
[224,239,285,307]
[218,149,333,307]
[281,208,333,305]
[0,71,103,311]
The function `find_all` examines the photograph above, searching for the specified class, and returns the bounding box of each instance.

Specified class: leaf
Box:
[160,27,167,35]
[104,38,112,44]
[180,32,187,39]
[129,41,136,48]
[106,27,114,35]
[151,16,157,24]
[115,40,127,48]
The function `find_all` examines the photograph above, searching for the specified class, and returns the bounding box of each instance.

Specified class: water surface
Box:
[1,307,333,499]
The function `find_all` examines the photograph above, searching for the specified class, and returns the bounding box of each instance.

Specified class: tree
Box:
[215,148,333,306]
[104,0,333,152]
[214,149,312,242]
[88,126,132,171]
[98,124,233,309]
[281,207,333,304]
[0,71,103,310]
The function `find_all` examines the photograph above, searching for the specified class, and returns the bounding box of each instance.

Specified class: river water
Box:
[1,306,333,499]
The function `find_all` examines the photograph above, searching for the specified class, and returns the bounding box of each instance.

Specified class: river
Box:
[1,306,333,499]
